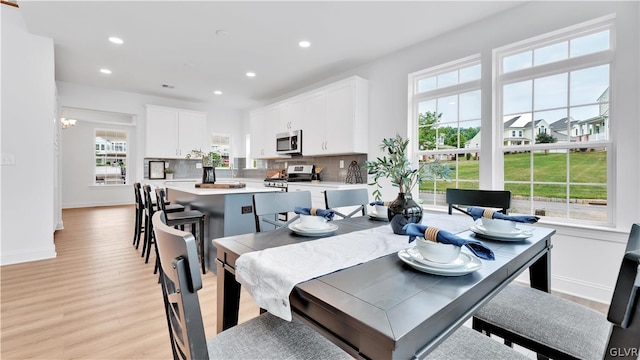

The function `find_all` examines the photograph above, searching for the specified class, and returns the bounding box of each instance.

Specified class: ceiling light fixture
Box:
[298,40,311,48]
[108,37,124,44]
[61,118,77,129]
[99,68,112,74]
[246,72,256,78]
[214,90,222,95]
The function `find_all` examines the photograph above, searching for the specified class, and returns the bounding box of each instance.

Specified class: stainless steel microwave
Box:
[276,130,302,155]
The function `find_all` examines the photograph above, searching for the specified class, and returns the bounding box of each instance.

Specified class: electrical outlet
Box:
[1,153,15,166]
[340,160,344,168]
[196,162,202,169]
[241,206,253,214]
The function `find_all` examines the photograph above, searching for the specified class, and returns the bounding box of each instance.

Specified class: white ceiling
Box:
[17,1,524,109]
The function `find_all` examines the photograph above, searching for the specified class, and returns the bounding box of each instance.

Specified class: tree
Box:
[536,133,557,144]
[417,111,442,150]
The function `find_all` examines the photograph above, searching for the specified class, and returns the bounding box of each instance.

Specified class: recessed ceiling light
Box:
[298,40,311,48]
[108,37,124,45]
[216,29,228,36]
[214,90,222,95]
[99,68,112,74]
[246,72,256,78]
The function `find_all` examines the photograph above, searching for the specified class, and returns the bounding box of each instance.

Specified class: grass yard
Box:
[420,150,607,200]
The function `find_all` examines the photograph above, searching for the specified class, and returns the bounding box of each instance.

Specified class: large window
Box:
[497,19,613,223]
[410,56,482,206]
[95,129,128,185]
[410,17,614,225]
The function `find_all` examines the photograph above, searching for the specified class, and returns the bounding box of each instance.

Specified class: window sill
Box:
[90,184,130,189]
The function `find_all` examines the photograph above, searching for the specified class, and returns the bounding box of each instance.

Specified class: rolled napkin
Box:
[403,223,495,260]
[369,201,391,206]
[467,206,539,223]
[294,207,335,221]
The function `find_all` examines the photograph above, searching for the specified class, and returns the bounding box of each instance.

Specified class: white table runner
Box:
[235,213,475,321]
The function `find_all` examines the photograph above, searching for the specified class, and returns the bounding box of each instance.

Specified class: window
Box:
[497,20,613,223]
[410,56,481,206]
[210,133,231,169]
[95,129,128,185]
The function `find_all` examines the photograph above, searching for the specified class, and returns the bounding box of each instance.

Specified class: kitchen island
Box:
[165,181,277,273]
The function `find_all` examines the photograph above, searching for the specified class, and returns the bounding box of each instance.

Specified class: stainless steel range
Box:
[263,165,315,191]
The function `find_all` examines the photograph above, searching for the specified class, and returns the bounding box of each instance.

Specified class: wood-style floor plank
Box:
[1,205,259,359]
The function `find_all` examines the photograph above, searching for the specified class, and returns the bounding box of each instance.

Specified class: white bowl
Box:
[415,238,461,263]
[375,205,388,217]
[481,217,516,234]
[299,214,327,229]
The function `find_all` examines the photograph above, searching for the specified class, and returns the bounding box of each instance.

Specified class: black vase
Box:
[388,192,423,235]
[202,167,216,184]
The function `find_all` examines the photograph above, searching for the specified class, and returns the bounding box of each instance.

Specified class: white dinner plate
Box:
[470,224,532,241]
[288,222,338,237]
[406,247,473,269]
[398,249,482,276]
[368,211,389,221]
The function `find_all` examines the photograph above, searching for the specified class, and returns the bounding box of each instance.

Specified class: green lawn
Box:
[419,150,607,199]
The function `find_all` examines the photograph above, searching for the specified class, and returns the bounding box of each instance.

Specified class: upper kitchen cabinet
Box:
[302,76,368,156]
[278,99,302,133]
[146,105,206,158]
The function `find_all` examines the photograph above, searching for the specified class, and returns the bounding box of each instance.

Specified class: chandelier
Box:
[61,117,77,129]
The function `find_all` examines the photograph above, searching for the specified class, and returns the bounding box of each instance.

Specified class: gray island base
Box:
[165,182,277,273]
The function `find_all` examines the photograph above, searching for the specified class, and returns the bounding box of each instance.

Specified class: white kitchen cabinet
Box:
[249,106,291,159]
[300,91,326,155]
[278,99,302,132]
[302,76,368,156]
[146,105,206,158]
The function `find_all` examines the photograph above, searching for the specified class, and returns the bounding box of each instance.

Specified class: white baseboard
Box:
[62,200,133,209]
[552,274,613,305]
[516,271,612,304]
[1,247,57,266]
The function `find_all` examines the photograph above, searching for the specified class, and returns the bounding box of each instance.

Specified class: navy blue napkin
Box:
[467,207,539,223]
[294,207,335,221]
[403,223,495,260]
[369,201,390,206]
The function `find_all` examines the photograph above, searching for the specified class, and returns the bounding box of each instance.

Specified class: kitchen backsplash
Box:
[144,154,368,183]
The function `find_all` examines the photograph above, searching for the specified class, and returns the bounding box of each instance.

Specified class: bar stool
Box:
[155,187,207,275]
[139,185,185,253]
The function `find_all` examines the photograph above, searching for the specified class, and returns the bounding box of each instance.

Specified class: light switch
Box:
[1,153,16,166]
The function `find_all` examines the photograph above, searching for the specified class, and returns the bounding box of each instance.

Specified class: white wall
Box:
[57,82,243,208]
[242,1,640,303]
[1,6,57,265]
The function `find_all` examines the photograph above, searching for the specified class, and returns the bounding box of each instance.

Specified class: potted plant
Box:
[186,149,223,184]
[164,168,175,180]
[366,134,450,233]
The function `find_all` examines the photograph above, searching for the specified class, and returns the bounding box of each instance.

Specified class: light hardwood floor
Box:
[1,205,259,360]
[1,205,609,359]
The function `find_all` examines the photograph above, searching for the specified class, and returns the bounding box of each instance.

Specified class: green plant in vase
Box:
[366,133,451,233]
[186,149,223,184]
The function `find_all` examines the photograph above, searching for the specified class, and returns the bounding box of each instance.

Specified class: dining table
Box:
[213,213,555,360]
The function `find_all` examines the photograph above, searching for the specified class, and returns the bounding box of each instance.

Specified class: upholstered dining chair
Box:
[253,191,312,232]
[324,188,368,219]
[151,211,531,360]
[473,223,640,360]
[445,188,511,216]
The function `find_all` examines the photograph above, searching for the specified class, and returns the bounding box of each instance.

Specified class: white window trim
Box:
[94,127,129,186]
[494,16,615,226]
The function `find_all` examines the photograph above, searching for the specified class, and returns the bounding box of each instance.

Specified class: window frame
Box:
[409,54,482,206]
[94,127,129,186]
[494,17,615,225]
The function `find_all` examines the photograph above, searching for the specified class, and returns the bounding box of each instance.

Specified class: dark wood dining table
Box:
[213,215,555,360]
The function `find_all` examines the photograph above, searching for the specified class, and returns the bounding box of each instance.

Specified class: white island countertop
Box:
[165,181,276,196]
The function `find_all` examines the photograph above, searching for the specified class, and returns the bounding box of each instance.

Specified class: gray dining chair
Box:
[473,223,640,360]
[446,188,511,216]
[324,188,368,218]
[253,191,312,232]
[151,211,529,360]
